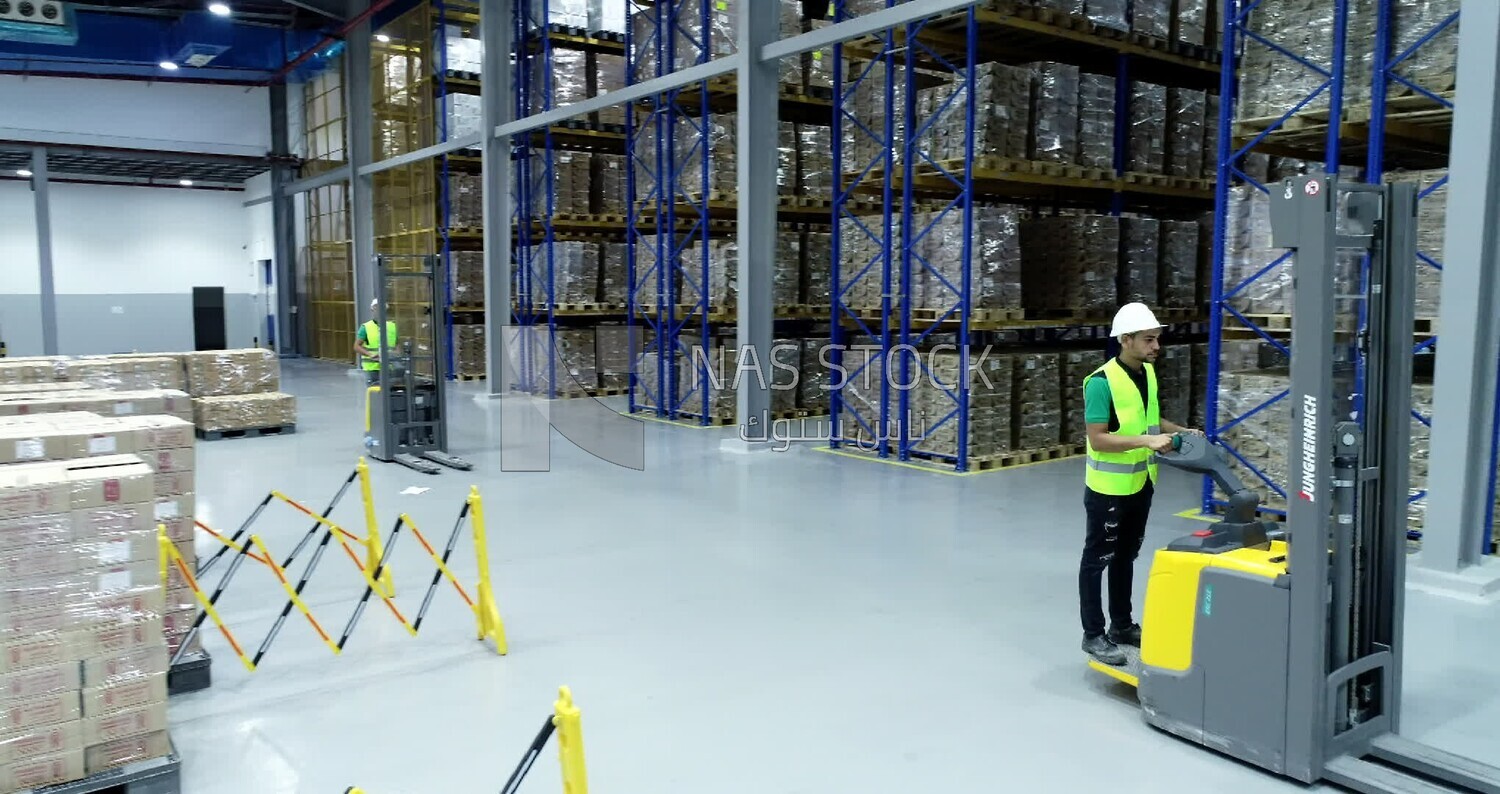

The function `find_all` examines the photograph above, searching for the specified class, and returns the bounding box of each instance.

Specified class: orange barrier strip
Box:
[332,524,418,636]
[195,520,273,568]
[407,519,475,608]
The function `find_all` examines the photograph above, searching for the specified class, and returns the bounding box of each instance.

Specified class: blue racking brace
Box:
[625,0,719,424]
[1204,0,1498,551]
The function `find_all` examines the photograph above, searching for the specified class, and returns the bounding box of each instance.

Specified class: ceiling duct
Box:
[0,0,79,44]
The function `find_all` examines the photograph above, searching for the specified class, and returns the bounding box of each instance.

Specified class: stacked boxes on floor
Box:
[185,350,296,435]
[0,428,180,790]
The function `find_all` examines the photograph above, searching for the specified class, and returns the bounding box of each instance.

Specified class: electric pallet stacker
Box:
[364,254,472,475]
[1089,176,1500,794]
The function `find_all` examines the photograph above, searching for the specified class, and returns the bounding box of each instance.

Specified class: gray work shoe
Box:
[1109,622,1142,647]
[1083,633,1127,666]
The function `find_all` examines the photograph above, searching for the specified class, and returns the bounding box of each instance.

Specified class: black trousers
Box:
[1079,480,1154,638]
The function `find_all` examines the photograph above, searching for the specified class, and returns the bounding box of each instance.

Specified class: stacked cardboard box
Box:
[182,350,293,435]
[0,360,62,386]
[453,251,485,308]
[1132,0,1171,38]
[1086,0,1129,31]
[1159,220,1201,308]
[1127,82,1168,175]
[1013,352,1062,449]
[802,230,832,310]
[1032,63,1081,164]
[457,326,486,380]
[798,338,832,415]
[1060,349,1103,445]
[450,172,483,229]
[1391,0,1459,98]
[0,390,192,423]
[908,205,1024,313]
[1166,88,1207,178]
[1078,72,1116,170]
[1119,217,1162,305]
[1021,214,1120,314]
[601,243,628,305]
[192,394,297,434]
[0,452,173,790]
[1157,345,1193,427]
[57,359,185,393]
[1174,0,1209,47]
[909,349,1014,459]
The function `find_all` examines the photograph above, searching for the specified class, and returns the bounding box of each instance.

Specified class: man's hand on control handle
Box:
[1146,434,1177,453]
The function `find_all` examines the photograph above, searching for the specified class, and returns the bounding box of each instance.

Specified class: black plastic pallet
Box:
[22,739,181,794]
[194,423,296,441]
[167,650,211,696]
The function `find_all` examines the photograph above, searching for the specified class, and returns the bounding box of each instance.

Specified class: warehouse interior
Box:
[1,0,1499,791]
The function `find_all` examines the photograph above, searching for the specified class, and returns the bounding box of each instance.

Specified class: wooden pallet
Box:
[847,441,1086,472]
[456,373,486,381]
[195,424,296,441]
[26,740,183,793]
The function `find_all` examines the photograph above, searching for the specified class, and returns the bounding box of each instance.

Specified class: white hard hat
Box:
[370,298,379,310]
[1110,302,1163,337]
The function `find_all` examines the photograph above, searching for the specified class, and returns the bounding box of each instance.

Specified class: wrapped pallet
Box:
[192,392,297,434]
[1013,351,1062,449]
[1127,82,1168,175]
[1077,72,1116,170]
[1120,217,1162,305]
[1167,88,1207,178]
[1030,62,1081,165]
[909,348,1014,460]
[182,349,280,397]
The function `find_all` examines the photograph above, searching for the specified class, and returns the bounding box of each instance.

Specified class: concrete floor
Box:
[166,358,1500,793]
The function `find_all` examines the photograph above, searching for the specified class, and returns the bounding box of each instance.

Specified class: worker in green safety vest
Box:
[1078,302,1202,667]
[354,298,397,386]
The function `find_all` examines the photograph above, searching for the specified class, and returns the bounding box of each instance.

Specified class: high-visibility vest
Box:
[361,320,397,371]
[1083,358,1160,495]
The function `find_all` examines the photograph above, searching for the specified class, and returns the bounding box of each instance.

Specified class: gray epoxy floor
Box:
[166,358,1500,793]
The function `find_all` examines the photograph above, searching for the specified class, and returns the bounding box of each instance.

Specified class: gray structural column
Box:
[481,0,514,396]
[346,0,377,340]
[269,82,302,356]
[730,0,780,445]
[1420,0,1500,576]
[31,148,57,356]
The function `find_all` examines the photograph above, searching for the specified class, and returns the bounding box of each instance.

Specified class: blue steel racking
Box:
[1203,0,1495,548]
[829,1,1220,472]
[510,0,632,398]
[624,0,718,423]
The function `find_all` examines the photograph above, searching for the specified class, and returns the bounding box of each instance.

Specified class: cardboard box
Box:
[0,691,80,735]
[0,633,80,676]
[82,646,169,688]
[0,662,81,701]
[75,617,163,660]
[85,587,165,628]
[0,574,83,619]
[81,701,167,746]
[145,447,193,474]
[163,585,195,614]
[0,466,69,520]
[118,416,194,451]
[0,513,73,552]
[84,728,170,775]
[0,720,81,764]
[0,541,78,580]
[71,503,151,542]
[81,559,161,597]
[63,456,154,511]
[81,673,167,718]
[152,470,193,499]
[0,747,85,791]
[0,605,74,639]
[77,529,159,568]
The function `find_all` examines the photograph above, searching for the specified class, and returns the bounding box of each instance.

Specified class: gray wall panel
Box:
[2,293,260,357]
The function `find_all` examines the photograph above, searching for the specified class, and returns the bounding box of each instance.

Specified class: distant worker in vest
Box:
[354,298,397,386]
[1079,302,1202,666]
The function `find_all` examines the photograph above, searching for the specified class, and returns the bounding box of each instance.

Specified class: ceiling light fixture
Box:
[16,169,32,177]
[159,60,179,70]
[375,34,390,43]
[208,2,231,15]
[179,179,194,186]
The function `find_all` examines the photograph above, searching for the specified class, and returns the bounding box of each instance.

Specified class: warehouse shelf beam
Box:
[762,0,978,61]
[31,148,58,357]
[281,165,353,196]
[1422,0,1500,580]
[355,131,483,178]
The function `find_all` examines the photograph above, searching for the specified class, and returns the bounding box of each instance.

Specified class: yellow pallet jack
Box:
[1088,176,1500,793]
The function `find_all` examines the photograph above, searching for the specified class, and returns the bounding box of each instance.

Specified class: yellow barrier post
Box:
[158,524,256,672]
[553,686,589,794]
[468,486,507,655]
[357,457,395,598]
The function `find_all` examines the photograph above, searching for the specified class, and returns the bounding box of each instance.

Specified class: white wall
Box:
[0,180,264,355]
[0,76,270,157]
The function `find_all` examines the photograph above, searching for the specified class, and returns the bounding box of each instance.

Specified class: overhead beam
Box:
[355,132,482,178]
[761,0,978,60]
[282,164,352,196]
[279,0,347,20]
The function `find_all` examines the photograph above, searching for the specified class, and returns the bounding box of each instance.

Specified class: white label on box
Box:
[97,570,132,594]
[14,439,44,460]
[1026,360,1036,370]
[113,402,135,415]
[154,501,179,520]
[96,540,131,566]
[88,435,117,454]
